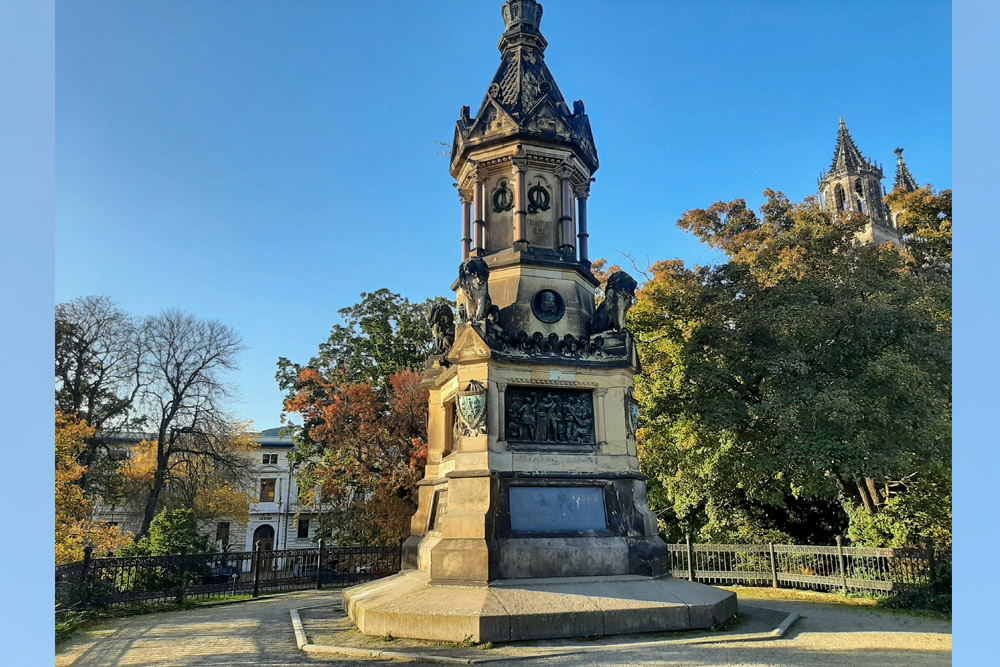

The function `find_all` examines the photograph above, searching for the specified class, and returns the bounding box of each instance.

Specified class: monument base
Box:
[344,570,737,643]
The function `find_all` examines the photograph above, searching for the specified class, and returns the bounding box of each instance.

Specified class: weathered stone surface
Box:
[345,571,737,643]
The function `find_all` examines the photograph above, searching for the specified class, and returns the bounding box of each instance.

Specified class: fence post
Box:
[836,536,848,593]
[926,537,936,588]
[176,547,187,605]
[316,539,325,591]
[252,541,262,599]
[685,534,695,582]
[79,545,93,605]
[768,543,778,588]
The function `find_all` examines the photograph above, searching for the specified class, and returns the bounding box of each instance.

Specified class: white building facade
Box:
[92,427,319,554]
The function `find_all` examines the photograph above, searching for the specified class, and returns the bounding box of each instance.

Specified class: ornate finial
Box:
[894,147,905,160]
[502,0,544,33]
[839,117,846,128]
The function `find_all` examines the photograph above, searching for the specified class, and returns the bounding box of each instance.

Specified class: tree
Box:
[631,190,951,547]
[120,430,258,529]
[276,289,448,395]
[885,186,952,280]
[283,370,428,545]
[277,290,443,544]
[121,509,212,556]
[132,310,248,539]
[55,296,144,493]
[56,413,133,564]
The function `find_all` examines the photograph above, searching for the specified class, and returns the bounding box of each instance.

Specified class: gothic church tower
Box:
[818,119,902,246]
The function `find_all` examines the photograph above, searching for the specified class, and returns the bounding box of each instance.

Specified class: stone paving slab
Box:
[55,587,952,667]
[296,598,795,663]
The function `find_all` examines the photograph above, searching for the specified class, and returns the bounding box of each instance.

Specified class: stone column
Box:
[472,171,485,256]
[460,191,472,261]
[495,381,507,443]
[557,166,575,257]
[512,158,528,250]
[594,388,608,445]
[575,182,590,266]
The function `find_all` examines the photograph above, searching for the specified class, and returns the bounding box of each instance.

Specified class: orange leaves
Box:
[283,369,429,545]
[55,413,133,563]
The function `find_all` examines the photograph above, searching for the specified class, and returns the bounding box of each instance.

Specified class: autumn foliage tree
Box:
[56,413,133,564]
[277,290,443,545]
[630,190,951,548]
[284,370,428,545]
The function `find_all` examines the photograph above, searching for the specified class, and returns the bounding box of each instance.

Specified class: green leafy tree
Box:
[277,290,448,544]
[631,190,951,547]
[277,289,449,394]
[121,509,212,556]
[885,186,952,280]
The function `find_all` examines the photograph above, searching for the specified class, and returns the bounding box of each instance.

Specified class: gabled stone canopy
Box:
[450,0,598,179]
[893,147,919,193]
[824,118,883,179]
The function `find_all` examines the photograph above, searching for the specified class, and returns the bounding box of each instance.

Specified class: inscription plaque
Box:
[509,486,607,533]
[505,386,595,446]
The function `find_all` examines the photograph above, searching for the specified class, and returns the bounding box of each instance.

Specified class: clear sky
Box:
[55,0,952,430]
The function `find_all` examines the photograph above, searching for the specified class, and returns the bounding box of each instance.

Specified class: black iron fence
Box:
[56,542,400,611]
[666,535,949,593]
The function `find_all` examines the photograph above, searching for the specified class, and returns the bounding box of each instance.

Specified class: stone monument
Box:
[344,0,736,642]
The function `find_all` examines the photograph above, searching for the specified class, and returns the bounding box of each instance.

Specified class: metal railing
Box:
[56,541,400,610]
[666,535,947,593]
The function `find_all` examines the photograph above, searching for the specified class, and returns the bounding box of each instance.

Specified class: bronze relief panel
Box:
[504,386,595,447]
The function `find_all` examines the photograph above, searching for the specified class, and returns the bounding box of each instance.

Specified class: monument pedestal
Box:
[345,570,737,643]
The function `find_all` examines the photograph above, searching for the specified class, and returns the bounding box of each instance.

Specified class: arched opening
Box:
[834,184,845,212]
[253,524,275,550]
[857,199,865,214]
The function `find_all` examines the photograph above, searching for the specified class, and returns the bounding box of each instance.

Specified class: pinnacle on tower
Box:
[828,118,880,175]
[893,147,919,192]
[502,0,544,34]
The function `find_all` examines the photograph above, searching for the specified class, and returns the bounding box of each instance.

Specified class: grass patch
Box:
[721,585,950,620]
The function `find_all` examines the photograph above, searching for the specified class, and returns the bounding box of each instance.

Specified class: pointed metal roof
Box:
[893,148,919,192]
[450,0,598,177]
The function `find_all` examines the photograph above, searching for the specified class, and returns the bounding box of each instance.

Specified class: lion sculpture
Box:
[590,270,638,335]
[458,258,497,323]
[428,303,455,355]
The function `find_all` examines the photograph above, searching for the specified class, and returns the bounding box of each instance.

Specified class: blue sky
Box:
[55,0,952,430]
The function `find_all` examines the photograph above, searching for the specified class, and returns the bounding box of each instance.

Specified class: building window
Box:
[216,521,230,548]
[834,184,846,212]
[262,453,278,465]
[260,478,276,502]
[297,519,310,539]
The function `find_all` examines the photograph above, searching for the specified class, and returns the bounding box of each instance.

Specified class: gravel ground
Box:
[55,588,951,667]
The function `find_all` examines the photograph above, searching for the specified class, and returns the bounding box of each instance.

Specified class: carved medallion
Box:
[530,289,565,323]
[505,386,595,447]
[527,184,550,213]
[457,380,487,436]
[625,387,640,438]
[492,181,514,213]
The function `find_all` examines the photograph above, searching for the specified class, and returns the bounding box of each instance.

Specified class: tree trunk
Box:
[856,481,876,514]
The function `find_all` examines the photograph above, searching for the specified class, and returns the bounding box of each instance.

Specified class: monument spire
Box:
[345,1,737,642]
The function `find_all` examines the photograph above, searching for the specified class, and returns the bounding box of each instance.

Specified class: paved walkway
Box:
[56,589,951,667]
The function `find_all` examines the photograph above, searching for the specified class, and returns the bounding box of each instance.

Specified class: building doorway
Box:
[253,524,275,550]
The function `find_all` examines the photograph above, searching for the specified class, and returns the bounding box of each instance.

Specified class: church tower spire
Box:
[817,119,901,245]
[892,147,919,193]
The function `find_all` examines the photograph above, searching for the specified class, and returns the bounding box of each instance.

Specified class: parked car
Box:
[201,566,240,584]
